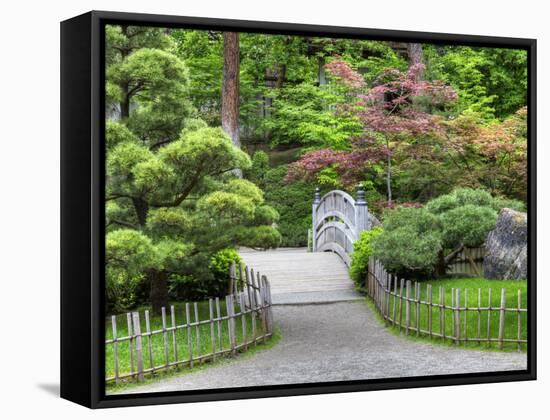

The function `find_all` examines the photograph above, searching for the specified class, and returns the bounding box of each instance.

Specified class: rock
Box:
[368,212,381,228]
[483,208,527,280]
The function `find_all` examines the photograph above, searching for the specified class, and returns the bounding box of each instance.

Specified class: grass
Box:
[371,277,528,351]
[105,299,271,384]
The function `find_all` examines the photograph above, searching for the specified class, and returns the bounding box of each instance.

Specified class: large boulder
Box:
[368,212,381,228]
[483,208,527,280]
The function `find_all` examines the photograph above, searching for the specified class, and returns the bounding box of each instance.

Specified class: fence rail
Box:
[106,263,273,383]
[366,257,527,350]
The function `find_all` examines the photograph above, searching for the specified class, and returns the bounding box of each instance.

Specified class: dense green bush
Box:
[209,248,242,284]
[372,188,502,279]
[244,151,270,189]
[372,208,443,278]
[349,227,383,287]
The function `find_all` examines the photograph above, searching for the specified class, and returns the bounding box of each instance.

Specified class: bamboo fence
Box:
[105,263,274,384]
[446,246,485,276]
[366,257,527,350]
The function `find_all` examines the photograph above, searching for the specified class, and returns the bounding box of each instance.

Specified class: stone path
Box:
[115,301,527,395]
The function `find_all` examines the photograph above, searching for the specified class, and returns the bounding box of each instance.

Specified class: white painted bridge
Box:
[239,247,361,305]
[240,187,374,305]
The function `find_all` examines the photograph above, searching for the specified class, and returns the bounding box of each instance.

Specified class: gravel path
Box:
[115,301,526,394]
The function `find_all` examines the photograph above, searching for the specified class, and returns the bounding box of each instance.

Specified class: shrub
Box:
[372,188,502,278]
[245,150,270,188]
[440,205,497,248]
[209,247,242,281]
[491,196,526,212]
[350,227,383,287]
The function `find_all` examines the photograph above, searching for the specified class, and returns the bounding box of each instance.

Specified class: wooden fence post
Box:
[415,282,420,336]
[427,285,433,338]
[132,312,144,381]
[161,307,169,368]
[127,313,134,377]
[405,280,411,335]
[463,289,468,342]
[111,315,119,384]
[215,297,223,352]
[477,288,482,344]
[385,275,391,325]
[517,290,522,352]
[194,302,201,364]
[209,299,216,360]
[267,280,274,334]
[240,293,248,350]
[230,262,237,297]
[498,288,506,350]
[487,288,492,347]
[185,303,193,368]
[451,288,455,339]
[144,310,154,372]
[455,289,460,345]
[399,279,404,333]
[226,295,237,354]
[170,305,178,364]
[440,287,445,340]
[238,263,245,295]
[245,266,253,310]
[392,277,397,326]
[261,275,271,335]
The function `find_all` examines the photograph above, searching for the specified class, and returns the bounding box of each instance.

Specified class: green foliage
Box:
[372,209,442,278]
[254,205,280,225]
[106,229,157,275]
[244,151,270,187]
[440,205,497,248]
[106,121,138,149]
[258,165,322,247]
[209,248,242,283]
[105,229,157,312]
[264,82,362,148]
[146,207,191,239]
[424,46,527,120]
[235,226,282,249]
[491,196,526,212]
[350,227,383,286]
[425,188,493,214]
[223,179,264,205]
[372,188,506,278]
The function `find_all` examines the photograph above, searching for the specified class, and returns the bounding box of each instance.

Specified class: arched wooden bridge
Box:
[241,187,372,304]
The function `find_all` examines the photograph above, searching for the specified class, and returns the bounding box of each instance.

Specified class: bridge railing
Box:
[311,186,370,266]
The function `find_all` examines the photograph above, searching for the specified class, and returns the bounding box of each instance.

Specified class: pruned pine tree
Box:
[105,26,280,314]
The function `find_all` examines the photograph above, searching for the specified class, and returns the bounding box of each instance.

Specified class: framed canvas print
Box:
[60,10,536,408]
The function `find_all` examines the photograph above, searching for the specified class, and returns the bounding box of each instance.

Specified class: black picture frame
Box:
[61,10,537,409]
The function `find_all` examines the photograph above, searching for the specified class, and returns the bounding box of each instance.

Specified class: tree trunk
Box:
[222,32,240,149]
[435,249,447,278]
[149,270,168,315]
[407,43,424,80]
[132,197,149,227]
[120,91,130,120]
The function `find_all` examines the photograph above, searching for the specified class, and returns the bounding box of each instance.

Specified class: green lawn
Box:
[105,299,268,381]
[379,278,528,351]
